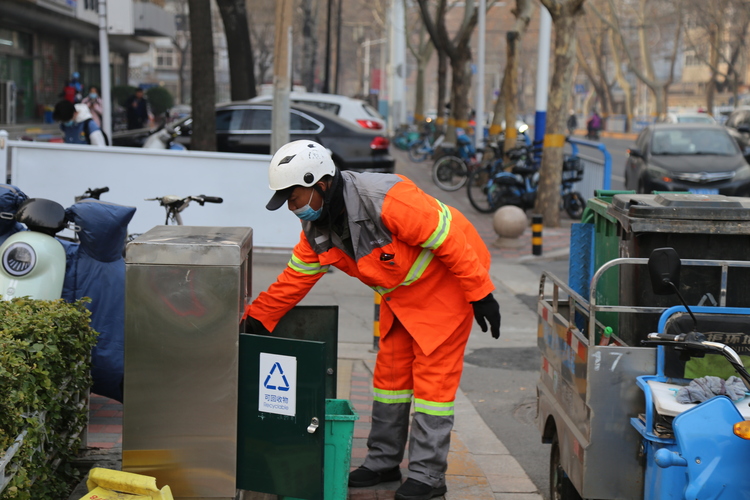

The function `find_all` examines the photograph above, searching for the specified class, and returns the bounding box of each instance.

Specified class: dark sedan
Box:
[624,123,750,196]
[112,102,395,174]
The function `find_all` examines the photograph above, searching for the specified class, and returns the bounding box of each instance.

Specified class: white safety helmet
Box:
[265,140,336,211]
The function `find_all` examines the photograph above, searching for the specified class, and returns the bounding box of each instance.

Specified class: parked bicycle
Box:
[145,194,224,225]
[466,148,585,219]
[431,129,479,191]
[408,122,444,163]
[392,125,421,151]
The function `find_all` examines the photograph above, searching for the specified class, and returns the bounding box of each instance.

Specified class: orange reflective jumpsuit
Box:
[246,171,493,487]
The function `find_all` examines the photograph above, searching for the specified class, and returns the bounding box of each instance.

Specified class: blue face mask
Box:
[292,189,323,221]
[63,119,75,127]
[89,92,98,99]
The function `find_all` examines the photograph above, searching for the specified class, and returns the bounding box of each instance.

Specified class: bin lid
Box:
[125,226,253,266]
[608,193,750,234]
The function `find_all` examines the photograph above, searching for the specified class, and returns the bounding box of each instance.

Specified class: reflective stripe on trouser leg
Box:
[362,400,412,472]
[408,412,454,487]
[364,316,415,472]
[407,309,473,487]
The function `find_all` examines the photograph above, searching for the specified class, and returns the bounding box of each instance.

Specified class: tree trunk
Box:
[534,12,579,228]
[188,0,216,151]
[216,0,257,100]
[449,56,472,140]
[609,28,632,132]
[300,0,317,92]
[415,61,426,122]
[436,51,448,131]
[490,70,507,137]
[504,31,520,157]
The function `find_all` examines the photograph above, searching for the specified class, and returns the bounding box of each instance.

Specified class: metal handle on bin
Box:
[307,417,319,434]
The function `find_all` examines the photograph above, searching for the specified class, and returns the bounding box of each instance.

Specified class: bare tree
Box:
[170,0,191,104]
[495,0,534,158]
[609,26,633,132]
[406,1,435,123]
[682,0,750,112]
[534,0,585,227]
[298,0,319,91]
[188,0,216,151]
[577,6,614,123]
[417,0,480,141]
[248,0,275,85]
[217,0,257,100]
[592,0,682,120]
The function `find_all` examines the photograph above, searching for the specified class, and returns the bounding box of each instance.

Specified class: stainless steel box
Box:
[123,226,253,499]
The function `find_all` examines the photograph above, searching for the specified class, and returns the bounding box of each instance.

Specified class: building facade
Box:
[0,0,173,124]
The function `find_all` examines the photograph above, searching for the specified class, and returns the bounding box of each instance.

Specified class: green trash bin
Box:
[283,399,359,500]
[324,399,359,500]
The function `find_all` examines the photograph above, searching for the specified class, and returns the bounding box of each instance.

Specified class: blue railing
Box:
[567,138,612,201]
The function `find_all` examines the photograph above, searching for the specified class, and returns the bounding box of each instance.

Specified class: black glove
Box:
[240,316,270,335]
[471,293,501,339]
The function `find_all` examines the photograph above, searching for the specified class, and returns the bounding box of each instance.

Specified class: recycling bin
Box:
[607,193,750,345]
[122,226,253,499]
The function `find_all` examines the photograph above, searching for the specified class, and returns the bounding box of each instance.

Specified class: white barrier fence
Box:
[0,136,301,250]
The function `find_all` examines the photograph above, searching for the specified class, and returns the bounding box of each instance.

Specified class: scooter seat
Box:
[15,198,66,236]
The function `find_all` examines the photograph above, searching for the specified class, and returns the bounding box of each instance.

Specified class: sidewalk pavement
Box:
[77,209,572,499]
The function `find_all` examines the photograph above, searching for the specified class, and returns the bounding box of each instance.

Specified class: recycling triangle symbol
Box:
[263,362,290,391]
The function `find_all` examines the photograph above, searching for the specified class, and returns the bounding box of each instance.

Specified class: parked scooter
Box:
[142,126,186,150]
[0,198,68,300]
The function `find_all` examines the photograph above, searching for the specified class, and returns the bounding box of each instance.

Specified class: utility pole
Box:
[271,0,293,154]
[323,0,332,93]
[387,0,406,135]
[98,0,112,141]
[533,6,552,149]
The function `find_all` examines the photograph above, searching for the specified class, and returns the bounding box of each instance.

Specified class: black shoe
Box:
[394,478,447,500]
[348,466,402,487]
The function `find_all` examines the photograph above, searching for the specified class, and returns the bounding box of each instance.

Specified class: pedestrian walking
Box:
[53,100,107,146]
[243,140,501,500]
[587,110,602,140]
[81,85,104,127]
[126,88,149,130]
[567,110,578,136]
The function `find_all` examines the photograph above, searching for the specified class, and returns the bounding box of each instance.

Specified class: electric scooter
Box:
[0,198,68,300]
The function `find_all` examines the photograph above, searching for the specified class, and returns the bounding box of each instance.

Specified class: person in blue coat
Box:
[53,100,107,146]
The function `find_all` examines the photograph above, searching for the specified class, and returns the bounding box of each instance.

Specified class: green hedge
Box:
[146,86,174,116]
[0,298,98,500]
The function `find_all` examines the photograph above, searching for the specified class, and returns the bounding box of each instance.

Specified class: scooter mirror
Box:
[648,247,681,295]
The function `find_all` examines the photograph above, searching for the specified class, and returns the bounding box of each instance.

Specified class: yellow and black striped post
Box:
[532,214,543,256]
[373,292,381,351]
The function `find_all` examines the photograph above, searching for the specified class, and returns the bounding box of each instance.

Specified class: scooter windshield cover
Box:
[3,242,36,276]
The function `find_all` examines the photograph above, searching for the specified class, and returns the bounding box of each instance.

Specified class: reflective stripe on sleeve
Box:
[421,200,453,250]
[414,398,454,416]
[371,248,435,295]
[288,254,330,275]
[373,388,414,404]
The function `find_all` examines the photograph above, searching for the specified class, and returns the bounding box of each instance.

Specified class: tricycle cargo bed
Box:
[536,257,750,500]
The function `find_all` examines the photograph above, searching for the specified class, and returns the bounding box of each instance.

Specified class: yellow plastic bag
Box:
[79,468,173,500]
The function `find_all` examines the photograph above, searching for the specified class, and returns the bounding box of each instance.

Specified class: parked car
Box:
[112,102,395,174]
[248,92,386,130]
[723,106,750,160]
[663,112,716,124]
[624,123,750,196]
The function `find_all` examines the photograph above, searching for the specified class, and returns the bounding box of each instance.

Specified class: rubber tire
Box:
[432,155,468,191]
[550,434,582,500]
[564,192,584,220]
[408,142,430,163]
[467,166,497,213]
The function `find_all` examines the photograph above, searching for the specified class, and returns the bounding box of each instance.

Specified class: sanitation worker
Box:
[243,140,501,500]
